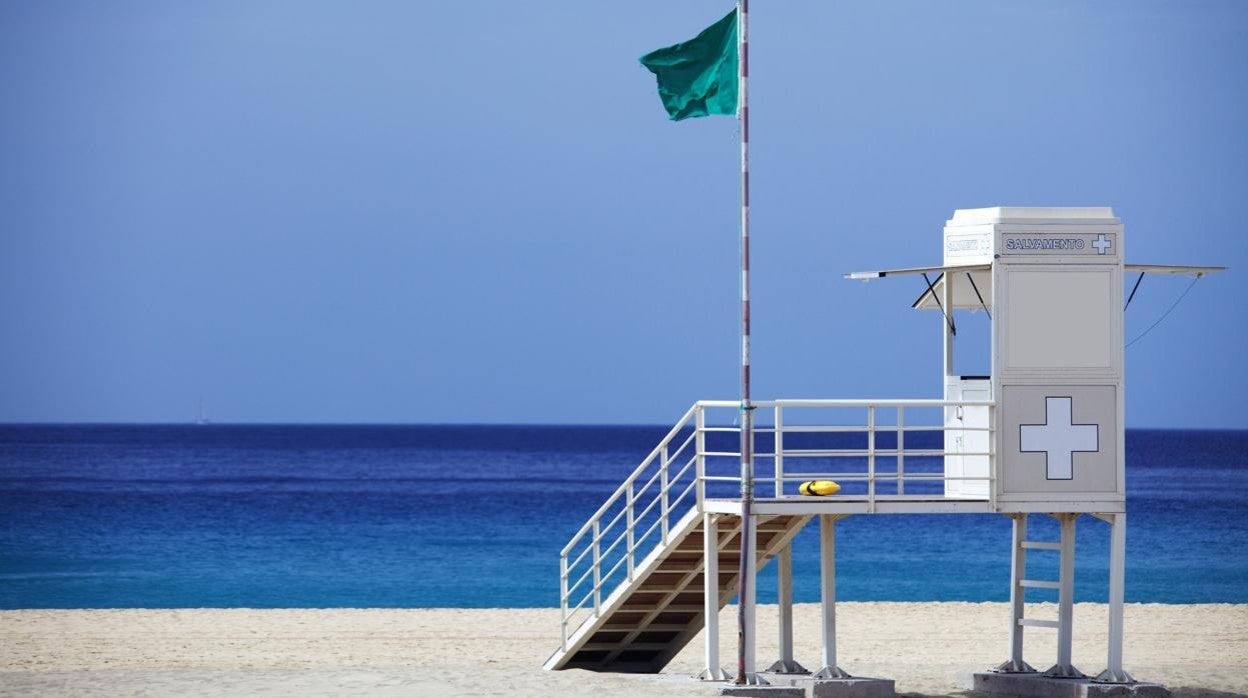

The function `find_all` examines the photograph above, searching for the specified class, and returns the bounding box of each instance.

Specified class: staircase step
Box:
[612,604,704,613]
[547,511,813,673]
[601,623,688,632]
[581,641,673,652]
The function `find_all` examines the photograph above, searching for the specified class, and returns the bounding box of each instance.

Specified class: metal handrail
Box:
[699,398,994,408]
[558,404,702,649]
[559,404,698,557]
[697,401,997,504]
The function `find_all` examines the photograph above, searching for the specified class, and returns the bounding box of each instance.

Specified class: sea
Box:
[1,425,1245,609]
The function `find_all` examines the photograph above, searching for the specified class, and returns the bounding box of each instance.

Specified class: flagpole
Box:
[735,0,756,686]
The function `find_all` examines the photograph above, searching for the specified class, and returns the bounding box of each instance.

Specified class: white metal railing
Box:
[558,405,702,650]
[556,397,996,652]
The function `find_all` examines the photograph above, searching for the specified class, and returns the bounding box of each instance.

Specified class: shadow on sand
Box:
[895,688,1245,698]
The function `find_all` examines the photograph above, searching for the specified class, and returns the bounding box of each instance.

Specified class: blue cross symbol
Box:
[1092,234,1112,255]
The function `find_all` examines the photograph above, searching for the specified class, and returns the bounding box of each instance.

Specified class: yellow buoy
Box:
[799,480,841,496]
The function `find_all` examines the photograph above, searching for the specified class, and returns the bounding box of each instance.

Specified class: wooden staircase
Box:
[545,511,811,673]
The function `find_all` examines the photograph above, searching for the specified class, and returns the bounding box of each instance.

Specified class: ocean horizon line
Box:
[3,421,1245,433]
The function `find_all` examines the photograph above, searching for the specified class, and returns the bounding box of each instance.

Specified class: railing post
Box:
[626,480,635,581]
[560,552,569,651]
[660,444,670,545]
[896,405,905,496]
[592,520,601,614]
[773,404,784,498]
[696,406,706,510]
[867,406,876,512]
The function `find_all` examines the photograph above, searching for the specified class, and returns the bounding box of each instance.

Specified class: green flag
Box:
[639,9,738,121]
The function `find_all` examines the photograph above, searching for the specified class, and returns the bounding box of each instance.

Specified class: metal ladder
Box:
[996,513,1083,677]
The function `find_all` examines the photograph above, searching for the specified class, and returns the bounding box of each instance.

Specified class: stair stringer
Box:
[543,507,706,671]
[545,511,814,673]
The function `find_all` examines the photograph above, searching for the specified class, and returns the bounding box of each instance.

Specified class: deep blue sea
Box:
[1,425,1245,609]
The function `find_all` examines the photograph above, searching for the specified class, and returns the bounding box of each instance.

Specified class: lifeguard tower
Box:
[544,207,1221,695]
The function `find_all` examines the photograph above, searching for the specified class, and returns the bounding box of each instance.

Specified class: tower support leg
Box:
[994,513,1036,673]
[1095,513,1134,683]
[813,514,850,679]
[768,542,808,673]
[1044,513,1085,678]
[697,513,728,681]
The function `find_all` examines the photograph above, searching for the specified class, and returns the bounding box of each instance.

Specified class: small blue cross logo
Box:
[1092,234,1112,255]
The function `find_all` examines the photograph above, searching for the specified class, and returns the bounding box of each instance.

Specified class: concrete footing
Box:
[720,686,805,698]
[973,672,1171,698]
[721,675,895,698]
[807,678,896,698]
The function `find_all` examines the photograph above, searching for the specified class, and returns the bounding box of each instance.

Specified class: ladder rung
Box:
[1020,579,1061,589]
[1019,619,1060,628]
[1021,541,1061,550]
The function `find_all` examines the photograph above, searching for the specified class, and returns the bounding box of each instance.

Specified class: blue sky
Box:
[1,1,1245,427]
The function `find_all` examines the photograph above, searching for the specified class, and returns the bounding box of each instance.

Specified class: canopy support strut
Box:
[1124,271,1145,311]
[922,273,956,336]
[967,272,991,319]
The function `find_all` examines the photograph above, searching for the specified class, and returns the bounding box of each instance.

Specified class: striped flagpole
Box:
[735,0,756,686]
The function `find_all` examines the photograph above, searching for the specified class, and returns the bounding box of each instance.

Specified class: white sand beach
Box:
[2,602,1245,697]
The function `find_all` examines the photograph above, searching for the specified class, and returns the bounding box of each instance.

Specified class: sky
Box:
[1,1,1245,427]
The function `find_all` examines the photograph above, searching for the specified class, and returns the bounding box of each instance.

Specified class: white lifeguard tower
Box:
[544,207,1221,694]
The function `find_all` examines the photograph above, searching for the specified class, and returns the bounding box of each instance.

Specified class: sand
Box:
[1,603,1245,697]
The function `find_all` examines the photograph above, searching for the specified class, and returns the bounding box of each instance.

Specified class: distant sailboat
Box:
[196,398,210,425]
